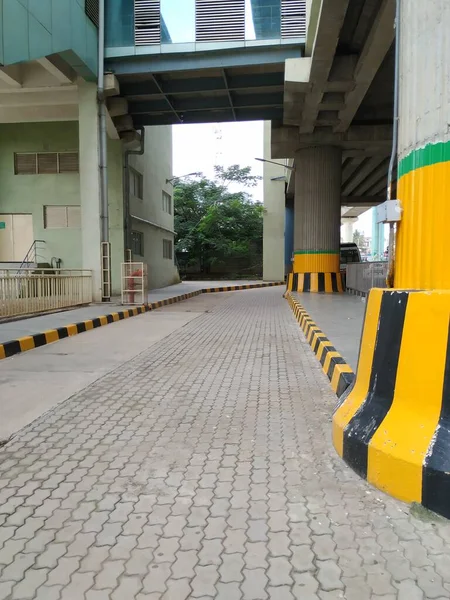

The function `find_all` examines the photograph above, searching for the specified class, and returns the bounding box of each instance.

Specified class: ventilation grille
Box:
[281,0,306,38]
[135,0,161,45]
[14,153,79,175]
[196,0,245,42]
[85,0,99,27]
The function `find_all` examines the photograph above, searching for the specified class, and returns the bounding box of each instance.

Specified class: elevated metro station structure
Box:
[2,0,450,518]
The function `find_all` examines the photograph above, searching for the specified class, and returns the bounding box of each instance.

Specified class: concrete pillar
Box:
[395,2,450,289]
[262,122,285,282]
[341,218,357,244]
[290,146,343,292]
[334,3,450,521]
[78,80,102,302]
[284,203,294,276]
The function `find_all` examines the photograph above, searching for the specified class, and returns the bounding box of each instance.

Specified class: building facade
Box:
[0,0,177,300]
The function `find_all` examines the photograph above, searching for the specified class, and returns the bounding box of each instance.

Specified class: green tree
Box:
[174,165,263,275]
[353,229,365,248]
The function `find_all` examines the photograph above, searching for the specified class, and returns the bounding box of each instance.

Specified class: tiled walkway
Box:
[0,288,449,599]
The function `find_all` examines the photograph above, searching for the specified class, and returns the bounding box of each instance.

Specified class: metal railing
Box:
[0,269,93,319]
[346,262,388,296]
[18,240,46,272]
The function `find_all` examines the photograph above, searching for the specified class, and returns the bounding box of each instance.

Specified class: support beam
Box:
[0,65,22,88]
[341,196,383,207]
[271,124,393,158]
[342,157,386,195]
[299,0,351,133]
[36,56,74,84]
[107,97,128,117]
[335,0,395,132]
[106,110,120,140]
[352,159,389,196]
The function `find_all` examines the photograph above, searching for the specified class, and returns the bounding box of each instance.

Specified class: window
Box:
[14,152,79,175]
[163,238,173,260]
[44,206,81,229]
[162,190,172,214]
[131,231,144,256]
[130,168,143,199]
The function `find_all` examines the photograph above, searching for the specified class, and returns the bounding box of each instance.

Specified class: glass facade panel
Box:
[160,0,195,44]
[246,0,281,40]
[105,0,303,51]
[105,0,135,48]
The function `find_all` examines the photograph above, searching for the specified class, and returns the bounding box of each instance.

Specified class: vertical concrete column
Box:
[291,146,342,292]
[78,80,102,302]
[396,2,450,289]
[262,122,285,282]
[341,218,357,244]
[334,4,450,520]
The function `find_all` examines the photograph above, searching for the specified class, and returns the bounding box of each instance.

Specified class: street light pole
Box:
[166,172,201,185]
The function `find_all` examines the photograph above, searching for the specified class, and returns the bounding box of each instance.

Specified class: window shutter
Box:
[85,0,99,27]
[67,206,81,228]
[59,152,79,173]
[37,153,58,174]
[44,206,68,229]
[14,153,37,175]
[281,0,306,38]
[135,0,161,45]
[196,0,245,42]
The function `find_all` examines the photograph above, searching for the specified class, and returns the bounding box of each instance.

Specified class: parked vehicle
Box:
[340,243,361,286]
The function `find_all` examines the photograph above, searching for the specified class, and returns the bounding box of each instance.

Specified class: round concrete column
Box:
[395,2,450,289]
[333,3,450,520]
[289,146,343,292]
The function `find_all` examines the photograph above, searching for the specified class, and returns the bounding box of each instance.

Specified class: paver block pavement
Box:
[0,288,449,598]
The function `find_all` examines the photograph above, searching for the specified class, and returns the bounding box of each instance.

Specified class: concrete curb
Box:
[285,291,354,397]
[0,282,284,361]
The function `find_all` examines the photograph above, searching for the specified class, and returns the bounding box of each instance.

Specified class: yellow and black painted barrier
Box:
[0,282,284,361]
[202,281,284,293]
[286,292,354,397]
[286,272,344,293]
[333,288,450,520]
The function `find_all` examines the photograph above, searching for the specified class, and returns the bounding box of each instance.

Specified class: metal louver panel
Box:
[14,153,37,175]
[281,0,306,38]
[135,0,161,45]
[59,153,79,173]
[196,0,245,42]
[37,153,58,174]
[85,0,99,27]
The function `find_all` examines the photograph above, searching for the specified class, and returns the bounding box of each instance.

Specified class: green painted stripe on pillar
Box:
[399,140,450,178]
[294,250,340,255]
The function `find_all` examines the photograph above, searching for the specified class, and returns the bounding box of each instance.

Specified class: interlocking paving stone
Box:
[0,288,450,599]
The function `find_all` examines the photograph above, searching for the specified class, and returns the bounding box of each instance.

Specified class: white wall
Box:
[129,126,179,289]
[262,121,285,281]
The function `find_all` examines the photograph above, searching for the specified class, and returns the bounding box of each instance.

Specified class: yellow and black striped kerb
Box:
[286,272,345,293]
[0,291,202,361]
[202,281,284,293]
[333,288,450,520]
[286,292,354,397]
[0,282,284,361]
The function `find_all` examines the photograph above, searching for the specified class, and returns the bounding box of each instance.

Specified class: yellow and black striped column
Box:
[333,288,450,519]
[286,146,344,293]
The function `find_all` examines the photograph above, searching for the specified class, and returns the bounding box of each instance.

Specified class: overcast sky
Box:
[173,121,374,236]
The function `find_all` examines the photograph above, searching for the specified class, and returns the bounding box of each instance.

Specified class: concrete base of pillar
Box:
[333,288,450,519]
[286,271,344,293]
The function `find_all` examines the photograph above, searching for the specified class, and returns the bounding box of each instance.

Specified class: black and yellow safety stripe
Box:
[286,272,344,293]
[333,288,450,520]
[0,282,285,361]
[286,292,354,397]
[202,282,284,293]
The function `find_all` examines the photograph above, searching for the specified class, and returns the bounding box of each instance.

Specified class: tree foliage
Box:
[174,165,263,273]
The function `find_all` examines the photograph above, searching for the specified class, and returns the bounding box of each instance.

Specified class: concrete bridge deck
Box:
[0,287,449,599]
